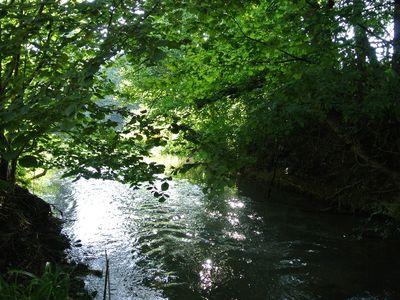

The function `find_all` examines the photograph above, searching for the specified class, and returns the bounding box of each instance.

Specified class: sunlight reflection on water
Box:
[37,177,400,300]
[71,180,125,245]
[199,259,217,291]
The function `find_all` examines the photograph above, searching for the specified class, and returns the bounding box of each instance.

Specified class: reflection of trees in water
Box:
[33,173,75,217]
[40,178,400,299]
[35,175,78,241]
[54,181,78,223]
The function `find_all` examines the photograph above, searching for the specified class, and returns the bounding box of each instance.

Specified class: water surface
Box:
[39,178,400,299]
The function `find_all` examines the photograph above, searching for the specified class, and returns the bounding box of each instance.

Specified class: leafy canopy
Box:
[0,0,168,188]
[120,0,400,197]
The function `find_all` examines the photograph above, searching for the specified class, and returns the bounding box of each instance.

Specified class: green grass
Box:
[0,263,70,300]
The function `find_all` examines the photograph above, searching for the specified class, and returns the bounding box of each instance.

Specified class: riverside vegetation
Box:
[1,0,400,298]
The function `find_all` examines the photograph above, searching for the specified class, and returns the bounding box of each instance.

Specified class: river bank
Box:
[238,168,400,240]
[0,185,94,299]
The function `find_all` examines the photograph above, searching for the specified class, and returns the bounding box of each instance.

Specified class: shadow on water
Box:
[38,177,400,300]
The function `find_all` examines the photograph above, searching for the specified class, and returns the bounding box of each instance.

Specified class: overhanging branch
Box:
[231,17,314,64]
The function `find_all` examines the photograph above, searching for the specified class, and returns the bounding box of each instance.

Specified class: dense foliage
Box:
[0,0,166,190]
[121,0,400,215]
[1,0,399,216]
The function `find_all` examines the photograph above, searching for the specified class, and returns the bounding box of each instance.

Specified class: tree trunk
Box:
[393,0,400,74]
[8,159,17,185]
[0,158,8,181]
[0,131,11,184]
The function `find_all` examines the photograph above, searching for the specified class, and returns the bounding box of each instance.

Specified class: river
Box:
[38,177,400,299]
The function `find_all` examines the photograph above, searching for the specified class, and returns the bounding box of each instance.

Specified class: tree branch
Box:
[231,17,314,64]
[30,169,47,180]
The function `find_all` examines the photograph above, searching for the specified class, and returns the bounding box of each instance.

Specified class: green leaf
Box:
[19,155,39,168]
[12,134,28,148]
[161,182,169,191]
[170,124,180,134]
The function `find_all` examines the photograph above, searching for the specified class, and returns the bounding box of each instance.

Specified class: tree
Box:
[121,0,400,214]
[0,0,165,190]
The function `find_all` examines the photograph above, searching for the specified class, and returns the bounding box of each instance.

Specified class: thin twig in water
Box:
[103,250,110,300]
[108,255,111,300]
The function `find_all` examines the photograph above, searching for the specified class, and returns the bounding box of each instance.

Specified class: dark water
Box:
[39,177,400,299]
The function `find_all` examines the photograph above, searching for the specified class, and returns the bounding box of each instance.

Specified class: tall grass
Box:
[0,263,70,300]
